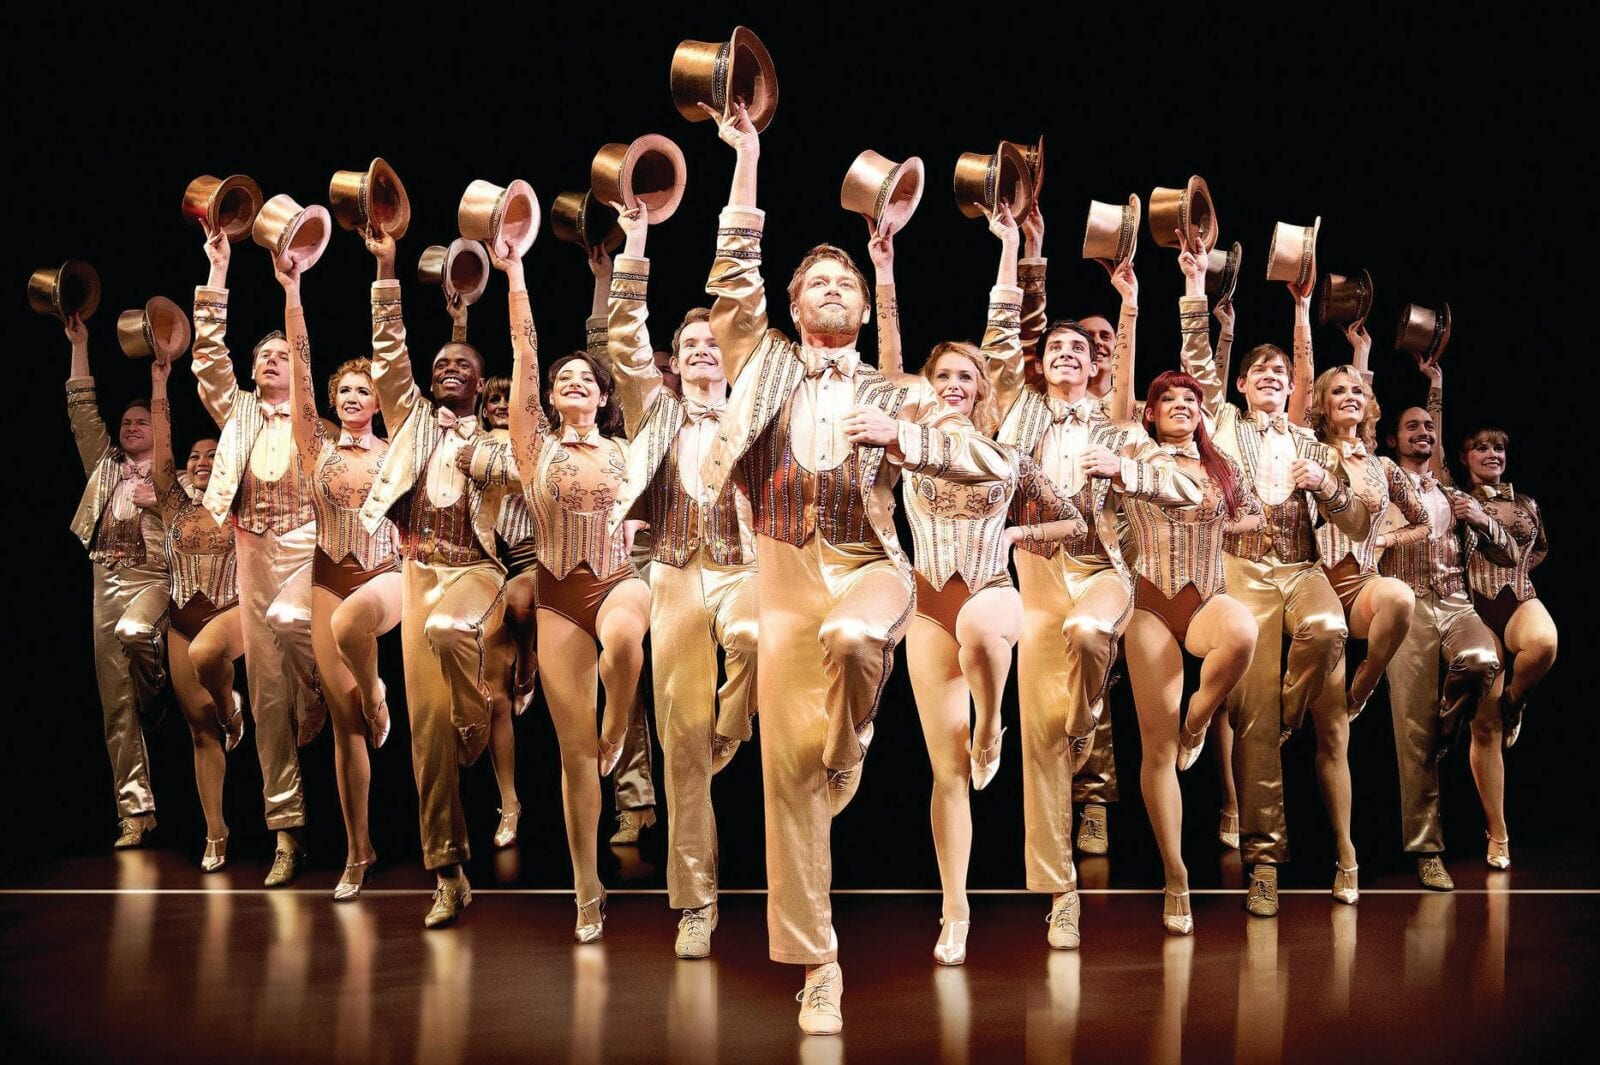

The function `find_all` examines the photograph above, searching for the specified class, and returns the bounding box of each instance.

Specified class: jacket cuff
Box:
[1178,295,1209,335]
[718,206,766,231]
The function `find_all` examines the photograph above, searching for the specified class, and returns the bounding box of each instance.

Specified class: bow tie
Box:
[1249,411,1289,434]
[1160,442,1201,460]
[683,398,726,424]
[803,349,859,380]
[436,409,479,439]
[560,426,601,448]
[338,430,374,450]
[1048,398,1097,425]
[1339,440,1368,459]
[1416,471,1438,494]
[1478,483,1512,501]
[119,457,152,479]
[258,401,291,420]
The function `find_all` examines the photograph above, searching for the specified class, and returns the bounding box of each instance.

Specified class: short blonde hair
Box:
[921,341,999,436]
[326,358,374,409]
[1307,364,1380,450]
[787,244,868,308]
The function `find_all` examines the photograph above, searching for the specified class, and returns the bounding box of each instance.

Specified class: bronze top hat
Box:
[1000,135,1044,200]
[1395,302,1453,361]
[27,259,101,321]
[1265,217,1322,288]
[1206,241,1244,304]
[1319,268,1374,325]
[329,157,411,239]
[1148,175,1218,252]
[550,191,623,254]
[116,296,191,361]
[252,194,333,271]
[591,135,688,224]
[671,26,779,132]
[181,174,264,243]
[953,143,1033,220]
[840,150,926,233]
[1082,193,1141,266]
[458,179,540,258]
[418,239,492,306]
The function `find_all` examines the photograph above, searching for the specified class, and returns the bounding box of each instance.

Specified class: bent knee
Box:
[114,617,159,647]
[1453,647,1501,681]
[1294,610,1347,647]
[724,620,759,662]
[424,612,481,655]
[1374,579,1416,618]
[1061,614,1116,652]
[265,599,309,638]
[818,616,891,664]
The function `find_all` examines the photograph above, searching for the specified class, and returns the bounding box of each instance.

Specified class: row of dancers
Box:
[59,102,1554,1035]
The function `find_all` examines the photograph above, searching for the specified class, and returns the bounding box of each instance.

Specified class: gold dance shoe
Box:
[933,917,970,966]
[796,963,844,1035]
[1417,855,1455,891]
[710,735,740,775]
[1076,804,1108,856]
[494,803,522,849]
[425,873,472,928]
[1332,864,1359,905]
[675,903,717,959]
[1163,890,1194,936]
[1177,722,1207,772]
[333,858,376,902]
[222,691,246,753]
[114,814,156,849]
[1486,834,1512,870]
[200,835,228,873]
[1046,890,1081,950]
[264,843,307,887]
[1218,810,1240,850]
[598,734,624,777]
[969,726,1006,792]
[1245,865,1279,917]
[609,807,656,845]
[575,891,607,943]
[826,722,873,816]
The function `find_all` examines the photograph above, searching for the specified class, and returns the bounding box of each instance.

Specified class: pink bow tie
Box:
[1048,398,1096,425]
[436,409,478,439]
[683,399,726,424]
[338,430,374,450]
[1340,440,1367,459]
[805,350,858,379]
[1160,442,1201,460]
[1251,412,1288,434]
[258,401,291,420]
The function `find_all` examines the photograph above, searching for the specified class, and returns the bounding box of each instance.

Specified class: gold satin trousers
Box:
[1384,588,1500,855]
[402,558,511,870]
[651,547,759,909]
[756,534,912,964]
[1221,553,1348,865]
[1015,550,1130,893]
[234,522,317,830]
[1072,707,1120,804]
[91,541,168,819]
[613,661,657,812]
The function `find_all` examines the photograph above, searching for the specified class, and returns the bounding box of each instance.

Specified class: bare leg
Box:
[168,630,228,842]
[1308,655,1358,870]
[1503,598,1558,708]
[954,587,1022,757]
[332,571,403,733]
[908,617,974,923]
[1347,576,1415,709]
[1181,595,1257,736]
[504,573,538,700]
[595,578,651,750]
[537,608,604,904]
[1472,636,1510,843]
[190,608,244,734]
[1125,610,1188,893]
[315,586,376,869]
[1212,714,1238,820]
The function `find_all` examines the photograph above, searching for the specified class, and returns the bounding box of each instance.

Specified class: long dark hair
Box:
[545,352,622,437]
[1145,370,1242,517]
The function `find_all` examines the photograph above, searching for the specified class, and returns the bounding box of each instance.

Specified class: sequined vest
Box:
[738,392,875,548]
[646,433,748,568]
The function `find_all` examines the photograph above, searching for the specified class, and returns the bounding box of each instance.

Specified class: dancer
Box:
[279,257,403,900]
[150,352,245,870]
[64,314,168,848]
[361,230,514,927]
[696,103,1034,1033]
[494,235,651,944]
[1184,237,1369,917]
[1463,423,1554,869]
[872,206,1088,965]
[1301,321,1430,902]
[1378,353,1515,889]
[192,225,320,885]
[604,199,758,958]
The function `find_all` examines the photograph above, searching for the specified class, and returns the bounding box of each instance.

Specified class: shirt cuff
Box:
[66,375,95,391]
[613,255,651,280]
[718,206,766,231]
[372,278,402,297]
[990,284,1024,305]
[196,285,228,302]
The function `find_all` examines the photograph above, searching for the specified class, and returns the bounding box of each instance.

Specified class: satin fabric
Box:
[91,524,169,818]
[1071,710,1120,804]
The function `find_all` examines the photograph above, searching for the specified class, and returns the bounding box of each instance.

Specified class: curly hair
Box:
[325,358,375,409]
[546,352,623,437]
[920,341,999,435]
[1306,364,1380,450]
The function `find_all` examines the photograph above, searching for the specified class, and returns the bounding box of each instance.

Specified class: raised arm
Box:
[492,242,548,483]
[1342,320,1373,384]
[1018,203,1047,357]
[191,225,238,429]
[1214,295,1236,391]
[1287,271,1315,426]
[148,352,182,518]
[704,102,770,384]
[1177,238,1222,420]
[586,243,613,363]
[365,230,422,431]
[63,315,110,475]
[1105,258,1139,424]
[867,221,912,383]
[278,258,323,477]
[607,203,664,438]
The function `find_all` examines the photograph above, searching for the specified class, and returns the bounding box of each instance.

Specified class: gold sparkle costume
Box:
[67,376,169,821]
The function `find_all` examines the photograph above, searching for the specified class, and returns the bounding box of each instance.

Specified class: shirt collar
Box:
[801,348,860,380]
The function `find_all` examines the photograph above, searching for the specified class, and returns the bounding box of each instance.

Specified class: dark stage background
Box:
[3,13,1589,891]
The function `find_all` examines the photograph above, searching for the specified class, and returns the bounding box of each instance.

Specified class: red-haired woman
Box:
[1113,358,1258,934]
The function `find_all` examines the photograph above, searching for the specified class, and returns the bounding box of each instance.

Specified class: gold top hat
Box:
[1082,193,1141,266]
[1265,217,1322,287]
[418,239,492,306]
[181,174,264,243]
[840,150,926,233]
[1148,176,1218,252]
[116,296,191,361]
[252,194,332,271]
[591,135,688,224]
[1206,241,1244,304]
[27,259,101,321]
[458,179,540,258]
[1395,302,1453,361]
[1319,268,1374,325]
[1000,135,1045,200]
[329,157,411,239]
[671,26,779,132]
[953,143,1033,220]
[551,191,623,253]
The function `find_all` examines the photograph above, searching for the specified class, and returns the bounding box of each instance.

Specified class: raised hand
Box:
[867,220,896,273]
[587,242,613,279]
[364,228,396,280]
[1409,348,1442,386]
[1214,295,1235,333]
[274,257,303,299]
[699,98,759,155]
[1110,257,1138,305]
[1177,231,1206,296]
[987,201,1019,246]
[1020,201,1044,257]
[63,313,87,347]
[203,223,230,272]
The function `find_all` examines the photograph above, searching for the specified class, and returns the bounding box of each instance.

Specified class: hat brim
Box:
[729,26,779,132]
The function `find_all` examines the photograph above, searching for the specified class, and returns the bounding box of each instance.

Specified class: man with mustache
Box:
[1379,353,1514,890]
[695,102,1013,1035]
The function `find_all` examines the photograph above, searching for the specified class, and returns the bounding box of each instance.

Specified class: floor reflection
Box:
[493,846,522,884]
[1234,918,1287,1065]
[256,892,313,1056]
[1404,892,1455,990]
[1475,875,1510,1014]
[1149,934,1193,1065]
[569,944,607,1065]
[418,927,474,1065]
[610,845,657,882]
[108,851,157,1008]
[669,959,719,1063]
[1328,903,1357,1017]
[1025,948,1080,1061]
[1077,857,1110,891]
[932,965,970,1065]
[194,885,233,1038]
[333,903,377,1064]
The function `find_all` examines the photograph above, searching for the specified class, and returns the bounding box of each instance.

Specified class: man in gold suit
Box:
[696,102,1012,1035]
